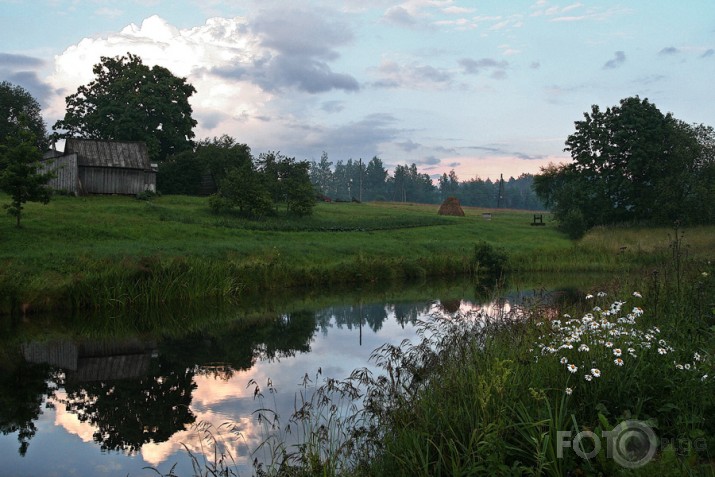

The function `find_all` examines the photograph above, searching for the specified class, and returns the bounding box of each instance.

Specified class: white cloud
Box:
[45,14,350,149]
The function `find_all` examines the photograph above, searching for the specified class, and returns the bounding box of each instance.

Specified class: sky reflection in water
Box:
[0,289,562,477]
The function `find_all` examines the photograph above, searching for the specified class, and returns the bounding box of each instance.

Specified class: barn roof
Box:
[64,138,151,170]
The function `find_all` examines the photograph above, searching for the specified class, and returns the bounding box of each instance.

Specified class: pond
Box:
[0,274,597,476]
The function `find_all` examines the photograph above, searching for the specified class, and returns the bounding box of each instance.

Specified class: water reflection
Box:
[0,277,593,476]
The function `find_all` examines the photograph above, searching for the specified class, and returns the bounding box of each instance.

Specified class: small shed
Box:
[42,139,156,195]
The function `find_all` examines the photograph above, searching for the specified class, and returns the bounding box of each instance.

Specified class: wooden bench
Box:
[531,214,545,226]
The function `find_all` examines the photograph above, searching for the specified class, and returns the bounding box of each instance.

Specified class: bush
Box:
[559,208,588,239]
[472,241,508,279]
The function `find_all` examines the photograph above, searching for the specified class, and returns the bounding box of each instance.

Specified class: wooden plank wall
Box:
[79,167,154,195]
[40,154,79,195]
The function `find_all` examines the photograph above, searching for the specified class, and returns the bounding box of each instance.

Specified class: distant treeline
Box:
[309,152,545,210]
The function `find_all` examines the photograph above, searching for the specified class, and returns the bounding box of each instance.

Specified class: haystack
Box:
[438,197,465,216]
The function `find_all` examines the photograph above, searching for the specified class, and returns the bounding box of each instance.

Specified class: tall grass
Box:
[169,231,713,477]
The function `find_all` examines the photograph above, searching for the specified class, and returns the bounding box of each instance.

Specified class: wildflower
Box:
[658,348,667,355]
[591,368,601,378]
[633,291,642,298]
[597,291,607,297]
[605,341,614,348]
[585,374,593,381]
[593,306,602,312]
[675,364,684,370]
[565,387,573,395]
[567,364,578,373]
[563,313,571,319]
[614,358,624,366]
[694,352,701,362]
[684,363,691,370]
[613,348,622,357]
[703,375,709,381]
[632,307,644,316]
[560,357,568,365]
[659,339,667,347]
[579,344,590,352]
[585,294,594,300]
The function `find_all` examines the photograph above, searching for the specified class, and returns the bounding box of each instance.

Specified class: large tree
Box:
[157,135,251,195]
[0,81,47,150]
[53,53,196,162]
[535,96,715,237]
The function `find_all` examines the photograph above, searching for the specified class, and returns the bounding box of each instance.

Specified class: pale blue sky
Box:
[1,0,713,179]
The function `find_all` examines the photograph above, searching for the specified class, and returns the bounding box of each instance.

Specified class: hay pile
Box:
[438,197,465,216]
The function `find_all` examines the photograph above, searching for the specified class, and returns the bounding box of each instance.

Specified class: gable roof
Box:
[64,138,151,170]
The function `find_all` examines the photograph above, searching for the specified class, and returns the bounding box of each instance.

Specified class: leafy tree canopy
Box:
[0,81,47,150]
[210,151,316,218]
[157,135,251,195]
[535,96,715,237]
[52,53,196,162]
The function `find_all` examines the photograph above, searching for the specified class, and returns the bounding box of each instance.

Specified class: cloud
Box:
[321,100,345,113]
[415,155,441,166]
[384,5,417,26]
[397,139,421,152]
[0,53,53,105]
[534,3,632,22]
[371,59,452,89]
[251,56,360,93]
[459,58,508,78]
[465,144,547,161]
[603,50,626,69]
[659,46,679,55]
[226,7,361,93]
[0,53,45,68]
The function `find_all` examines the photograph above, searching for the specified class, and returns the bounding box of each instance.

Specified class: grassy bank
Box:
[174,253,713,477]
[1,194,714,315]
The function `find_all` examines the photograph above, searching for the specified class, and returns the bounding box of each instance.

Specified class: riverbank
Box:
[1,194,713,315]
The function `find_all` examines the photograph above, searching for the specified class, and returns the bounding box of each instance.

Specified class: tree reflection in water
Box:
[3,309,319,455]
[0,359,58,456]
[2,285,543,459]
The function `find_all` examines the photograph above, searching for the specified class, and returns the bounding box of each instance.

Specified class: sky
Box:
[1,0,714,181]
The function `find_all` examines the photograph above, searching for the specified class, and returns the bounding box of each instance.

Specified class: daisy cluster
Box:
[673,352,711,382]
[532,292,676,392]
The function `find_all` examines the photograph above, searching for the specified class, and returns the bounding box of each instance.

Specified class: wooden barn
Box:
[41,139,156,195]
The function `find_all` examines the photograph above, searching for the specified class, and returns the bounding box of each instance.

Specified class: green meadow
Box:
[1,193,714,315]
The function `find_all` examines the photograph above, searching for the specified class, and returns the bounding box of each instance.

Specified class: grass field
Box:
[1,193,713,315]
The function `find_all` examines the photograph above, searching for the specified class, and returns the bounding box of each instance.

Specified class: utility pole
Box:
[497,173,504,208]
